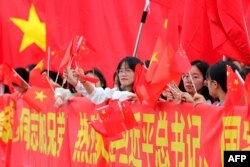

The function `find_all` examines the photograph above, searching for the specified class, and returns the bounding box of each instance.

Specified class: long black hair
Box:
[116,56,143,91]
[179,60,213,101]
[206,61,239,93]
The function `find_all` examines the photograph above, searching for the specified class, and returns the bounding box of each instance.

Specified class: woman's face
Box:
[182,65,204,95]
[117,62,134,90]
[206,77,217,98]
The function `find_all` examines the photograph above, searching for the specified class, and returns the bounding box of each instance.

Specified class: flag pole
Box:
[47,46,51,78]
[12,69,31,88]
[132,0,150,57]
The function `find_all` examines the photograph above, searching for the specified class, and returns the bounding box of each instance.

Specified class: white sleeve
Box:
[75,83,133,104]
[86,87,115,104]
[75,81,88,96]
[54,87,73,101]
[112,91,134,100]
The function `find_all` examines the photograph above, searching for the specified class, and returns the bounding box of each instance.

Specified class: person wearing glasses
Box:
[162,60,212,103]
[65,56,143,105]
[193,61,239,106]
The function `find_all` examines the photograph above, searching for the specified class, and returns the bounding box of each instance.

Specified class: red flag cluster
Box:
[134,37,190,106]
[90,100,137,137]
[0,64,23,93]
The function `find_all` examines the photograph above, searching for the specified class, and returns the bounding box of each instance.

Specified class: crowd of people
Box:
[1,56,250,109]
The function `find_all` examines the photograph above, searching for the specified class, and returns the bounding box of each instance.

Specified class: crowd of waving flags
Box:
[1,1,250,166]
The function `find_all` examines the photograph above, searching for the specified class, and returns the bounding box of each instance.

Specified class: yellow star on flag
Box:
[35,90,47,102]
[10,4,46,52]
[101,110,106,114]
[150,52,158,66]
[34,60,44,71]
[164,18,168,29]
[233,79,239,85]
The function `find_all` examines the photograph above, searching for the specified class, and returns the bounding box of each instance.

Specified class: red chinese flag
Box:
[146,37,170,84]
[181,0,221,64]
[244,74,250,116]
[22,86,54,112]
[121,100,137,130]
[58,40,73,70]
[134,63,165,106]
[206,0,250,65]
[133,64,151,104]
[91,100,137,137]
[29,60,46,86]
[1,1,166,86]
[0,65,4,82]
[70,35,85,57]
[99,100,124,137]
[1,64,23,92]
[43,49,65,72]
[0,2,46,67]
[224,66,246,107]
[147,9,190,86]
[217,0,250,64]
[171,45,191,73]
[145,38,171,106]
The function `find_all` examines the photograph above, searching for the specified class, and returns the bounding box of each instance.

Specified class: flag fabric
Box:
[0,1,46,68]
[217,0,250,64]
[133,64,151,104]
[121,99,138,129]
[29,60,45,86]
[70,35,85,57]
[58,40,73,70]
[43,49,65,72]
[90,100,137,137]
[0,65,3,82]
[181,0,221,64]
[78,74,99,84]
[135,5,191,106]
[143,38,170,106]
[22,85,54,112]
[244,74,250,116]
[29,59,56,89]
[1,0,165,86]
[146,37,170,84]
[224,66,246,108]
[206,0,250,65]
[1,64,23,92]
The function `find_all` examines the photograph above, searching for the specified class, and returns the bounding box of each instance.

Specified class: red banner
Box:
[0,95,249,166]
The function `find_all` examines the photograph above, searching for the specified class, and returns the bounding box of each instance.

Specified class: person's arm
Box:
[193,93,206,106]
[54,87,73,107]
